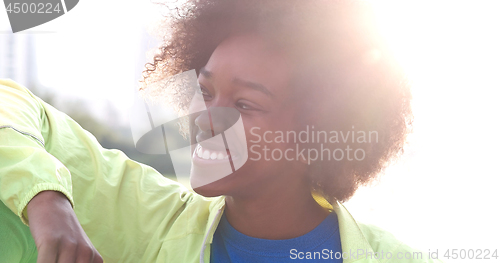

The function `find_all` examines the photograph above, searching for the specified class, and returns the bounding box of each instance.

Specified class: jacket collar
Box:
[200,197,379,263]
[331,201,379,263]
[201,197,225,263]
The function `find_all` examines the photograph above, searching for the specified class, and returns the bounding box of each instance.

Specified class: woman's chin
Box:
[192,187,224,198]
[191,178,230,197]
[189,154,234,189]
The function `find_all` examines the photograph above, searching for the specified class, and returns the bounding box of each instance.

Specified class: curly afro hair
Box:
[140,0,413,203]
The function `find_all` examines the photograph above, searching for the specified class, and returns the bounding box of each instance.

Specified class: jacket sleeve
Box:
[0,79,197,262]
[0,79,74,224]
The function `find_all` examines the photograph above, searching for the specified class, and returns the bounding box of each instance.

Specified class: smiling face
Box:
[190,33,311,198]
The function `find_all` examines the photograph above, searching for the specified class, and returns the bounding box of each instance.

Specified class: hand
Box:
[27,191,103,263]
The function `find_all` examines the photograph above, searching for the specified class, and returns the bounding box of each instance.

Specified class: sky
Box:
[348,0,500,255]
[1,0,500,261]
[1,0,163,121]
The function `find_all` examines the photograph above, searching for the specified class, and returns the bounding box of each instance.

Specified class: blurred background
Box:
[1,0,499,262]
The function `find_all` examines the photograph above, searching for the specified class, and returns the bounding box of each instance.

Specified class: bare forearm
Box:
[27,191,103,263]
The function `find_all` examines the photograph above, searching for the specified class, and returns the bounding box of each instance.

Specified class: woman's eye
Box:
[198,86,212,99]
[236,102,255,111]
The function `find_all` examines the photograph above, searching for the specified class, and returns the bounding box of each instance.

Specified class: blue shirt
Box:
[210,212,343,262]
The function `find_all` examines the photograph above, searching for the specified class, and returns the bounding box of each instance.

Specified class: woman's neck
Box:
[224,183,330,240]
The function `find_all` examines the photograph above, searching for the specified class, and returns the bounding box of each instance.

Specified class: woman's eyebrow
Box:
[199,67,213,79]
[199,67,274,99]
[232,78,274,99]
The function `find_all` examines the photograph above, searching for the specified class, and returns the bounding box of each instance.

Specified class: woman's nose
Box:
[194,107,241,139]
[194,110,214,136]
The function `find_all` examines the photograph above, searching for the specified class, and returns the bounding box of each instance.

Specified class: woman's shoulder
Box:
[332,202,444,262]
[357,222,445,263]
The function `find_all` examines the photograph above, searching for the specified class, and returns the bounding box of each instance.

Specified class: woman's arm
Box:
[0,79,196,262]
[27,190,103,263]
[0,80,102,262]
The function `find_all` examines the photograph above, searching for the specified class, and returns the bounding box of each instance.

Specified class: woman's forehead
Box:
[201,33,294,94]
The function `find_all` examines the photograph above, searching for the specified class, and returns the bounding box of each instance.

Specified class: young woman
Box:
[0,0,440,262]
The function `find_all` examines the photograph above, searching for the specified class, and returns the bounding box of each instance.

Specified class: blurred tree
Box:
[28,82,177,181]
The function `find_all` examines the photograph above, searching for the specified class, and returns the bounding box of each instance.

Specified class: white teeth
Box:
[197,147,203,158]
[195,145,235,161]
[202,150,210,160]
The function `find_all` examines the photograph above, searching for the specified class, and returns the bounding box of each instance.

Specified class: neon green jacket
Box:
[0,79,442,263]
